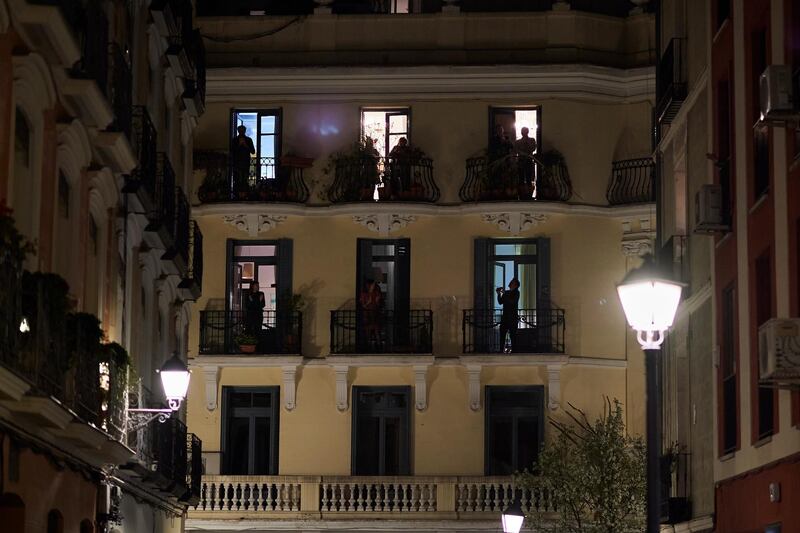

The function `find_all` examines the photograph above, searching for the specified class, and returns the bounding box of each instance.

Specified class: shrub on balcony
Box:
[516,398,645,533]
[197,166,228,203]
[0,203,36,265]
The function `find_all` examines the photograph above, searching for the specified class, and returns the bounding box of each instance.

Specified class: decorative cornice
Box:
[222,214,287,236]
[481,212,548,234]
[353,213,416,236]
[206,65,655,104]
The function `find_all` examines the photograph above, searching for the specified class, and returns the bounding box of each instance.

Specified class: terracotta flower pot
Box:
[238,344,256,354]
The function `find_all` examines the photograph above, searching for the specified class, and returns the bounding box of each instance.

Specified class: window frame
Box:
[230,108,283,165]
[220,386,280,475]
[225,238,293,314]
[484,385,545,475]
[351,385,412,476]
[487,105,542,151]
[359,107,412,157]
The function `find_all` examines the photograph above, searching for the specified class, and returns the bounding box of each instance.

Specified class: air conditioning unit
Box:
[694,184,729,234]
[759,318,800,383]
[759,65,796,123]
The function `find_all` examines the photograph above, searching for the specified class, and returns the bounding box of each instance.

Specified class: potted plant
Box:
[235,332,259,353]
[281,293,306,352]
[323,138,381,202]
[197,167,227,203]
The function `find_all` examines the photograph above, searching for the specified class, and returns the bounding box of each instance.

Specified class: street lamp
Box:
[127,353,191,432]
[501,493,525,533]
[616,255,683,533]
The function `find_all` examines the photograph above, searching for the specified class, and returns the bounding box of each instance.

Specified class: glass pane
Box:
[489,416,514,475]
[234,245,276,257]
[494,244,516,256]
[518,263,537,311]
[254,416,271,474]
[355,415,381,475]
[234,112,258,140]
[231,392,252,408]
[260,115,276,134]
[258,265,277,312]
[253,393,271,408]
[371,260,394,311]
[389,114,408,135]
[362,111,388,157]
[514,110,538,143]
[372,244,395,256]
[516,416,540,472]
[227,417,250,474]
[490,389,540,409]
[384,417,401,474]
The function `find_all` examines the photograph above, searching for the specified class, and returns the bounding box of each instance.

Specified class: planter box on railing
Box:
[462,308,565,354]
[606,157,655,205]
[328,156,440,203]
[459,155,572,202]
[199,310,303,355]
[330,309,433,354]
[196,154,311,204]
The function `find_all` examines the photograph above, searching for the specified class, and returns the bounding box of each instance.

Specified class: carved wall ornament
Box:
[352,214,417,236]
[481,212,548,235]
[222,214,287,237]
[621,237,654,257]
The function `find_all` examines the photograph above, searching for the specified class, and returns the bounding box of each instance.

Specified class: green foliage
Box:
[0,203,36,265]
[101,341,132,369]
[516,398,646,533]
[283,293,306,312]
[235,332,259,345]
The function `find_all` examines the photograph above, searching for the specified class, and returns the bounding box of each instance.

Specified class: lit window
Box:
[361,108,410,158]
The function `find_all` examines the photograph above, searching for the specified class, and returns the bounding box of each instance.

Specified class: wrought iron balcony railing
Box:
[330,310,433,354]
[185,433,203,506]
[193,475,556,517]
[182,29,206,116]
[459,155,572,202]
[155,417,189,493]
[606,157,655,205]
[462,308,565,354]
[70,0,109,96]
[197,155,311,203]
[199,310,303,355]
[179,221,203,301]
[172,187,191,267]
[0,270,127,439]
[328,156,440,203]
[656,38,687,124]
[146,153,177,241]
[127,106,159,205]
[107,43,133,137]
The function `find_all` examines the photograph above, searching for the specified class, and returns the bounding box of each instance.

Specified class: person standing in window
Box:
[359,279,384,348]
[497,278,520,353]
[232,125,256,194]
[389,136,412,195]
[488,125,513,191]
[514,127,537,191]
[244,282,265,337]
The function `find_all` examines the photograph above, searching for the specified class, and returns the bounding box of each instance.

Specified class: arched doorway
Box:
[46,509,63,533]
[0,493,25,532]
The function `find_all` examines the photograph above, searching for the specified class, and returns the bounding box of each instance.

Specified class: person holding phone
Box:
[496,278,520,353]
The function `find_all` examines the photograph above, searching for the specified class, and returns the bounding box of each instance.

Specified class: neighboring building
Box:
[185,1,656,532]
[655,0,715,532]
[657,0,800,531]
[0,0,206,532]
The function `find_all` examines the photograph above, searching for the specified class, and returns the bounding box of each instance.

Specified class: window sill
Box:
[719,451,736,462]
[715,231,734,249]
[712,18,730,44]
[753,435,773,448]
[748,191,769,214]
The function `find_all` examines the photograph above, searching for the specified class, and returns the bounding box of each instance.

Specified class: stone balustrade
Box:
[191,475,556,519]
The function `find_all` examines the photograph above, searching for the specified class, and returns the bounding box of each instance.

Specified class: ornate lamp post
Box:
[501,494,524,533]
[127,353,191,431]
[616,256,683,533]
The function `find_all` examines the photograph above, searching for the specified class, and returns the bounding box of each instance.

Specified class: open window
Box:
[361,108,410,158]
[230,109,282,179]
[489,106,540,151]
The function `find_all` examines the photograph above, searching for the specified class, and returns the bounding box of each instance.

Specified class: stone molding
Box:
[222,214,287,237]
[352,214,416,236]
[481,212,548,235]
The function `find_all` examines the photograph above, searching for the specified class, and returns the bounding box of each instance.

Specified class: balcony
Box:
[191,475,555,519]
[656,38,687,125]
[186,434,203,506]
[8,0,81,67]
[328,156,440,203]
[330,310,433,354]
[462,309,565,354]
[605,157,655,205]
[199,310,303,355]
[124,106,159,214]
[196,153,311,203]
[459,154,572,203]
[107,44,133,138]
[178,221,204,301]
[183,30,207,117]
[165,0,196,80]
[143,153,177,250]
[162,187,191,276]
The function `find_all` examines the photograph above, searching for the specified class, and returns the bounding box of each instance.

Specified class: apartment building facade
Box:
[0,0,206,531]
[657,0,800,531]
[185,1,658,531]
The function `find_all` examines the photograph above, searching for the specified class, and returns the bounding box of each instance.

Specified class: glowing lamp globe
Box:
[157,353,190,410]
[616,256,683,349]
[501,496,525,533]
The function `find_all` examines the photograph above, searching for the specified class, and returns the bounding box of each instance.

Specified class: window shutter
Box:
[277,238,293,307]
[537,237,551,309]
[474,238,490,309]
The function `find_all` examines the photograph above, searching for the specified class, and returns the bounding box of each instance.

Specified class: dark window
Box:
[751,28,769,199]
[57,173,70,219]
[14,109,30,167]
[89,216,99,256]
[352,386,411,475]
[361,108,410,158]
[221,387,279,474]
[715,0,730,31]
[231,109,282,179]
[755,251,775,439]
[485,386,544,475]
[716,77,733,225]
[47,510,63,533]
[720,284,737,454]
